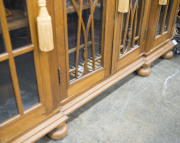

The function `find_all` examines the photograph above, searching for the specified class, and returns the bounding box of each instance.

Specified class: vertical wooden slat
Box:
[137,0,144,44]
[126,1,133,51]
[90,0,95,71]
[132,6,138,48]
[72,0,88,78]
[100,0,105,66]
[86,0,98,72]
[159,0,169,34]
[127,0,138,51]
[155,6,162,36]
[117,14,124,58]
[122,0,130,54]
[74,0,83,78]
[0,0,23,115]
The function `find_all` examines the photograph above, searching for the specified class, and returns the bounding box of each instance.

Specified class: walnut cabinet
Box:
[0,0,179,142]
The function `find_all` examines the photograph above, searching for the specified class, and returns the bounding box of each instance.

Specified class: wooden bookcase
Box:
[0,0,179,142]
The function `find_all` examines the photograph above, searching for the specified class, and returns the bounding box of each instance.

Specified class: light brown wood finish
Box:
[161,50,173,59]
[54,0,115,100]
[112,0,149,73]
[0,0,179,142]
[0,0,59,142]
[48,123,68,140]
[0,0,24,115]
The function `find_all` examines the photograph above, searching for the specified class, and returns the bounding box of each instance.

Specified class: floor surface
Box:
[37,52,180,143]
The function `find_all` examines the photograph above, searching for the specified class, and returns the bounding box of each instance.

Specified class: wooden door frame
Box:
[144,0,178,55]
[54,0,115,104]
[111,0,151,73]
[0,0,59,142]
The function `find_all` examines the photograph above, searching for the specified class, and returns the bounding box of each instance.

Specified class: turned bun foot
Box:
[161,51,173,59]
[48,123,68,140]
[137,66,151,77]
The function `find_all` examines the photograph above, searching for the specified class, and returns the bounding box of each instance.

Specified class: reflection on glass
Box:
[67,0,103,81]
[15,52,39,110]
[0,23,6,54]
[3,0,31,50]
[0,61,18,123]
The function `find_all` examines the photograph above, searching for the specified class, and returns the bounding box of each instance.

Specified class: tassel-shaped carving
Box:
[37,0,54,52]
[118,0,129,13]
[159,0,167,5]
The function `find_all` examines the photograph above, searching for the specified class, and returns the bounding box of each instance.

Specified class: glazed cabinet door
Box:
[145,0,179,53]
[0,0,55,142]
[54,0,115,101]
[112,0,150,72]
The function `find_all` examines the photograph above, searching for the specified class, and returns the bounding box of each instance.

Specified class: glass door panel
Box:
[4,0,32,50]
[66,0,104,82]
[0,60,18,123]
[112,0,148,72]
[0,0,45,125]
[119,0,143,57]
[14,52,39,110]
[156,0,173,36]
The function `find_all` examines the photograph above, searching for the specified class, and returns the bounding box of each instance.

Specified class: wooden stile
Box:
[118,0,129,13]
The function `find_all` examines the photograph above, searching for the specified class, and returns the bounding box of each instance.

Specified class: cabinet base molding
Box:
[161,50,174,59]
[9,41,175,142]
[62,58,144,115]
[12,112,68,143]
[137,66,151,77]
[144,41,174,66]
[48,123,68,140]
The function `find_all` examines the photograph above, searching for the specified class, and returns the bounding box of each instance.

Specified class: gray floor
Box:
[37,51,180,143]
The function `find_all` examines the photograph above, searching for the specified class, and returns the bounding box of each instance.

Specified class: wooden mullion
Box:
[122,2,130,54]
[117,13,123,59]
[68,41,92,54]
[100,0,105,67]
[12,45,35,57]
[90,0,95,71]
[0,0,24,115]
[71,0,89,77]
[132,3,138,48]
[126,1,133,51]
[127,1,138,51]
[0,53,9,62]
[137,0,144,44]
[86,0,98,71]
[155,6,162,37]
[160,0,169,34]
[73,0,83,78]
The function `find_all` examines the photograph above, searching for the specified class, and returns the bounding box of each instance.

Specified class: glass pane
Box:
[120,0,142,56]
[0,60,18,123]
[3,0,31,50]
[164,0,173,32]
[67,0,103,81]
[15,52,39,110]
[0,21,6,54]
[156,6,166,35]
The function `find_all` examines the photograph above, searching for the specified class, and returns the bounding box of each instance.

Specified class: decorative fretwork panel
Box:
[156,0,173,35]
[66,0,103,82]
[119,0,144,57]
